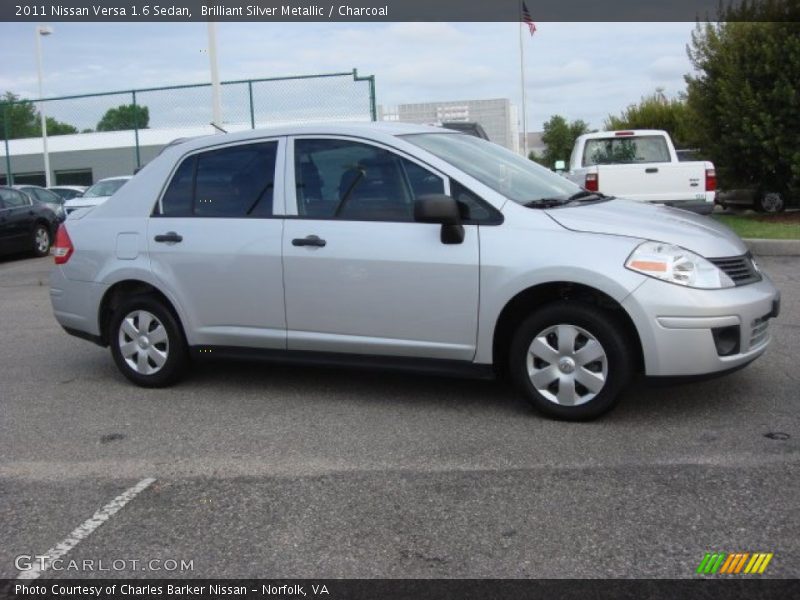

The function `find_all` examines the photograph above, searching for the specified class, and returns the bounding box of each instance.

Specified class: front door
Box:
[282,136,480,361]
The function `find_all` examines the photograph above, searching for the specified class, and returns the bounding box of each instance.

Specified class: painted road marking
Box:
[16,477,156,580]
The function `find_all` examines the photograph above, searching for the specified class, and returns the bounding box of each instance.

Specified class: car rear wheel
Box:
[32,224,51,257]
[509,303,633,420]
[756,192,785,213]
[109,295,188,387]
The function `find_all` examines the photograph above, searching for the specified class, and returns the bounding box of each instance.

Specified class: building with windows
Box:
[380,98,520,153]
[0,125,228,187]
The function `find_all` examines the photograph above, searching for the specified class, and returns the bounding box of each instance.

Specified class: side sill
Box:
[189,346,496,380]
[62,326,107,347]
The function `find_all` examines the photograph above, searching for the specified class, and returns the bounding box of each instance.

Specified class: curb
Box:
[743,238,800,256]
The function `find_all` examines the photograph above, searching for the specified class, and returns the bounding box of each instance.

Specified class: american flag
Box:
[521,2,537,36]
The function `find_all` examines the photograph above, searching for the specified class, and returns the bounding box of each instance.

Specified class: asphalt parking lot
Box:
[0,254,798,579]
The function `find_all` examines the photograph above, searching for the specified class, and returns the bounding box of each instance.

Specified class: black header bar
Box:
[0,0,777,23]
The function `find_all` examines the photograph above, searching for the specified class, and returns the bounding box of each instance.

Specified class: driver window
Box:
[294,138,443,221]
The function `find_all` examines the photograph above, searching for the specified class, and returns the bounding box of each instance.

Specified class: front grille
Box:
[750,314,770,349]
[708,254,762,286]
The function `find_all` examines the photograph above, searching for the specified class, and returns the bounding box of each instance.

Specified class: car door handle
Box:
[154,231,183,243]
[645,167,659,173]
[292,235,326,247]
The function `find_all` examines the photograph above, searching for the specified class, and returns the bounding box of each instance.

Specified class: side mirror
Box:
[554,160,566,172]
[414,194,465,244]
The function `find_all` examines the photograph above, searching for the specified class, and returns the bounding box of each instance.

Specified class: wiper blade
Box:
[567,190,607,202]
[524,191,610,209]
[524,197,571,208]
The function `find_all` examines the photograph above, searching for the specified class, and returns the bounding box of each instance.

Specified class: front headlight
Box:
[625,241,735,289]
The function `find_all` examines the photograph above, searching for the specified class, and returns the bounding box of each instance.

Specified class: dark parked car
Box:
[0,186,59,257]
[48,185,87,201]
[716,187,788,213]
[14,185,66,221]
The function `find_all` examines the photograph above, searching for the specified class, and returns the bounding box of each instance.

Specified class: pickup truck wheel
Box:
[32,224,51,257]
[109,295,188,387]
[509,303,633,420]
[755,192,784,213]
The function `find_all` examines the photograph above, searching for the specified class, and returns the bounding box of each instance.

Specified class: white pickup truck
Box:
[563,130,716,214]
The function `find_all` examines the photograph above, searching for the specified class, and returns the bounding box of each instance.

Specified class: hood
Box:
[65,195,110,209]
[545,199,748,258]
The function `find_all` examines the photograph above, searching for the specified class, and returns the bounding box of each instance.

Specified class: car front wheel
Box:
[509,303,633,420]
[109,295,188,387]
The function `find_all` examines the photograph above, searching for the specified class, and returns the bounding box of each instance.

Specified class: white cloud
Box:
[648,55,690,80]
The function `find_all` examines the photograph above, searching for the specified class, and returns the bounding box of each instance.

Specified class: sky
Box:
[0,21,699,132]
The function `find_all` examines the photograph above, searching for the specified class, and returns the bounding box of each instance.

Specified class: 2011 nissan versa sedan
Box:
[49,123,781,420]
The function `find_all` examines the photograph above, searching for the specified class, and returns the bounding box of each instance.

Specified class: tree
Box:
[1,92,39,139]
[96,104,149,131]
[45,116,77,136]
[1,91,79,139]
[604,90,693,148]
[530,115,590,167]
[685,0,800,198]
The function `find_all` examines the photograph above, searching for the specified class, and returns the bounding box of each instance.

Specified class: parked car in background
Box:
[12,184,67,221]
[564,130,716,214]
[441,121,490,140]
[675,148,702,162]
[0,186,59,257]
[49,123,780,420]
[14,185,66,222]
[49,185,87,201]
[716,187,787,213]
[64,176,132,215]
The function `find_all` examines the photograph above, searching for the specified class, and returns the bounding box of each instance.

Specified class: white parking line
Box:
[17,477,156,580]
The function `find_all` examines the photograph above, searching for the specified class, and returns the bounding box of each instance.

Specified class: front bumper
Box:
[623,274,780,377]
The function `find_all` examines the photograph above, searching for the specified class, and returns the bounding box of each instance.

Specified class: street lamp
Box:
[207,22,223,131]
[35,25,53,187]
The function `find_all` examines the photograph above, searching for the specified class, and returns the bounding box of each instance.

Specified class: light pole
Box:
[35,25,53,187]
[206,22,223,131]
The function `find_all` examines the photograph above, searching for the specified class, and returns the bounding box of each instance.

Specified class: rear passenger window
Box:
[158,141,277,218]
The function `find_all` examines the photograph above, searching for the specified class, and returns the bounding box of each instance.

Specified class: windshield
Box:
[84,178,128,198]
[403,132,581,205]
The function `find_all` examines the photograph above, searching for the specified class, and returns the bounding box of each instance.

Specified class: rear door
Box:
[282,136,480,361]
[148,137,287,349]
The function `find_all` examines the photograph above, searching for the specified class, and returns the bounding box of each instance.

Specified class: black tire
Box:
[755,192,785,213]
[31,223,51,257]
[509,302,633,420]
[109,294,188,387]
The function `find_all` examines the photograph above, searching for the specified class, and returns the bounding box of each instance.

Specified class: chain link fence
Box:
[1,69,376,186]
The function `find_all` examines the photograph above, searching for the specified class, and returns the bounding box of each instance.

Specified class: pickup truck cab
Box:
[565,130,716,214]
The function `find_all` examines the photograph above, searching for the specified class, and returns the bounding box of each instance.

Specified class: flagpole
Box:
[518,11,528,158]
